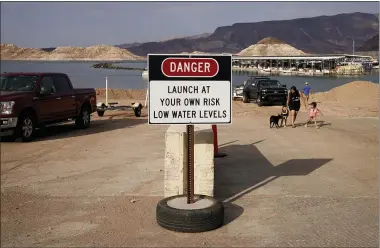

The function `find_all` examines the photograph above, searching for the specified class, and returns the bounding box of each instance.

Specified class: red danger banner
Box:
[161,58,219,78]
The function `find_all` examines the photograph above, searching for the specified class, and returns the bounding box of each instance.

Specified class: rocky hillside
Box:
[125,12,378,56]
[1,44,143,61]
[238,37,307,56]
[358,34,379,51]
[0,44,50,60]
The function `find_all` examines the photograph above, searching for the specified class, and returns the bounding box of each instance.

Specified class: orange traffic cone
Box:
[212,125,227,158]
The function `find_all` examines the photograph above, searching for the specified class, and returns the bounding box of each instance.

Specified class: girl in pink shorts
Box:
[305,102,323,128]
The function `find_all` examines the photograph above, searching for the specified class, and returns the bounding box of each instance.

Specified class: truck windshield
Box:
[260,81,281,88]
[0,76,38,91]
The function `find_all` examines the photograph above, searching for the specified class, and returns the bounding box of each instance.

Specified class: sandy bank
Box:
[95,88,146,100]
[310,81,379,117]
[312,81,378,107]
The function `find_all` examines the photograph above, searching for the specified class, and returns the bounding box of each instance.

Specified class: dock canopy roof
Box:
[233,55,346,60]
[232,54,373,60]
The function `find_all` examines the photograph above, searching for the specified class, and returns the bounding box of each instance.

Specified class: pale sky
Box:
[0,1,378,48]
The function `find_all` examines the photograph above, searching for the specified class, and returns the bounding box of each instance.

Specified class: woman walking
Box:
[286,86,305,128]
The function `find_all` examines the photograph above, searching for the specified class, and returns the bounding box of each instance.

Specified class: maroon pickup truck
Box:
[0,72,97,142]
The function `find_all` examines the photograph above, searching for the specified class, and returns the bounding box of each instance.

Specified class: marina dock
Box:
[231,54,375,76]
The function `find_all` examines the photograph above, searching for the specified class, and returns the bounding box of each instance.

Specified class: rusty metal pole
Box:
[186,124,195,204]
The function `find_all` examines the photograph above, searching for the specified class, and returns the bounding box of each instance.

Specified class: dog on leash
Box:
[269,114,282,128]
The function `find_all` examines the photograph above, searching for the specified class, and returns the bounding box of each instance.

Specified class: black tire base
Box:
[156,194,224,233]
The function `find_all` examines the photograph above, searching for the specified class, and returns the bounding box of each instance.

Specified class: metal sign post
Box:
[186,124,195,204]
[105,76,108,106]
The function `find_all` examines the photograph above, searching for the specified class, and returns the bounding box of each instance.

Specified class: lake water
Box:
[1,60,379,92]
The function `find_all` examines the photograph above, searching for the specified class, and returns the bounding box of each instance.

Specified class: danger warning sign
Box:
[148,54,232,124]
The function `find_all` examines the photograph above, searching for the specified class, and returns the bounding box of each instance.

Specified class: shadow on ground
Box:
[289,121,332,128]
[215,140,332,224]
[2,112,147,143]
[223,202,244,226]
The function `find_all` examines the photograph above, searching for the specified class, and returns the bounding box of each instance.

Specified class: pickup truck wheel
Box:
[76,106,91,129]
[17,114,36,142]
[257,98,263,107]
[242,93,250,103]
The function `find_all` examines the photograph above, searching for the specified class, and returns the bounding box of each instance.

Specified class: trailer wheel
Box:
[97,110,105,117]
[134,105,142,117]
[156,194,224,233]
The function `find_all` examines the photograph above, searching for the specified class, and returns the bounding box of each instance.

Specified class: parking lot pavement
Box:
[1,112,167,197]
[1,109,378,247]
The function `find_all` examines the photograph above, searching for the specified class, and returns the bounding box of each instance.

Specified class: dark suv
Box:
[233,76,270,100]
[242,78,288,106]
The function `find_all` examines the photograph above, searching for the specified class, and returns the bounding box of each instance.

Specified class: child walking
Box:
[280,105,289,127]
[305,102,323,128]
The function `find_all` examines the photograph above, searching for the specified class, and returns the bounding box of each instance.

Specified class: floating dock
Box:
[231,54,374,76]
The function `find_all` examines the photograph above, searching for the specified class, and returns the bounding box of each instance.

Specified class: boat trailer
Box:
[96,102,143,117]
[96,76,143,117]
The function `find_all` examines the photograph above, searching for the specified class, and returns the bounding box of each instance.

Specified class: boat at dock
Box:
[259,68,271,74]
[372,60,379,69]
[233,65,259,72]
[142,68,148,78]
[313,70,323,76]
[279,69,292,75]
[232,54,375,76]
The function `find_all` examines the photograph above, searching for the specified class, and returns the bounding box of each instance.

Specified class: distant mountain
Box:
[116,33,211,49]
[358,34,379,51]
[125,12,379,56]
[115,42,143,49]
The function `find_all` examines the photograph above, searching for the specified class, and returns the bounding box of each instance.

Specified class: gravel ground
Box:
[1,99,378,247]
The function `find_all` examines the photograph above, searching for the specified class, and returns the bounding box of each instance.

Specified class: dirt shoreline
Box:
[1,89,378,246]
[1,58,146,62]
[95,81,379,118]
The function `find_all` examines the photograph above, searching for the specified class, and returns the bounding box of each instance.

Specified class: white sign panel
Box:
[148,54,232,125]
[149,80,231,124]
